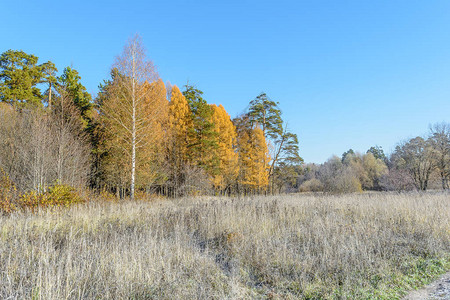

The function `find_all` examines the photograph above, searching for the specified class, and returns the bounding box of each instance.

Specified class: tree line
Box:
[0,36,302,199]
[299,123,450,193]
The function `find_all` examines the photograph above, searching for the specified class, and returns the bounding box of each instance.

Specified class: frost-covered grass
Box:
[0,193,449,299]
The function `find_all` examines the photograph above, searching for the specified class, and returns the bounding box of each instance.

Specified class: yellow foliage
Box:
[18,184,85,211]
[237,122,270,192]
[210,104,239,190]
[167,85,192,177]
[168,85,191,156]
[138,79,169,186]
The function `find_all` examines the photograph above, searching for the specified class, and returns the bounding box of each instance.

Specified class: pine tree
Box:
[57,67,93,128]
[248,92,302,193]
[182,84,218,175]
[0,50,57,107]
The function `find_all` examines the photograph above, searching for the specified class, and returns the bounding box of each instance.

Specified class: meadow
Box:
[0,192,449,299]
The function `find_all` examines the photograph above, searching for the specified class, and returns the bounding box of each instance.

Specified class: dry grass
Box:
[0,193,449,299]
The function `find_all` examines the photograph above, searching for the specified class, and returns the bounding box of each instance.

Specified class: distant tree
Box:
[361,153,388,190]
[348,152,387,190]
[318,156,362,193]
[391,137,434,191]
[341,149,355,164]
[0,50,56,107]
[428,122,450,189]
[367,146,386,162]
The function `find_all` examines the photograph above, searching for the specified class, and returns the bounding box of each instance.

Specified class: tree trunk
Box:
[130,52,136,201]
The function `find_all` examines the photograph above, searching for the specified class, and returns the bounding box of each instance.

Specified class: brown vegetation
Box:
[0,193,448,299]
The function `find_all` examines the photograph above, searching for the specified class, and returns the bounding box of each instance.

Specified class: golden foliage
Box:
[100,76,168,189]
[237,121,270,192]
[168,85,191,159]
[18,184,85,211]
[210,104,239,190]
[137,79,169,186]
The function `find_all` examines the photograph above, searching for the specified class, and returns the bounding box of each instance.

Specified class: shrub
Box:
[18,184,85,211]
[0,169,18,215]
[98,188,118,202]
[299,178,323,192]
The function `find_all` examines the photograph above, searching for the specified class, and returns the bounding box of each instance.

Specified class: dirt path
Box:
[403,272,450,300]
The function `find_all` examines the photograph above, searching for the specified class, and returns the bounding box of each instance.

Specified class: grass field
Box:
[0,193,449,299]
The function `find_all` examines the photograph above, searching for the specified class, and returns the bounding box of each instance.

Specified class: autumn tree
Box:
[0,93,90,192]
[428,122,450,189]
[367,146,387,162]
[344,152,387,190]
[210,104,239,192]
[165,85,192,194]
[0,50,57,107]
[342,149,356,164]
[137,78,168,189]
[234,115,269,194]
[391,137,435,191]
[99,35,159,200]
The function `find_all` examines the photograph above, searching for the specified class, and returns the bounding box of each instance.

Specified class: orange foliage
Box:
[236,121,270,192]
[210,104,239,190]
[167,85,192,171]
[138,79,169,186]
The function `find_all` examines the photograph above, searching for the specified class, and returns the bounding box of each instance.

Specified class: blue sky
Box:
[3,1,450,163]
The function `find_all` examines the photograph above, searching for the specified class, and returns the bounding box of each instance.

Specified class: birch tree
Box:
[100,35,159,200]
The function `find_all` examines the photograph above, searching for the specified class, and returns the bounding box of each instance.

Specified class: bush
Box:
[0,169,18,215]
[18,184,85,211]
[299,178,323,192]
[335,170,363,193]
[98,188,118,202]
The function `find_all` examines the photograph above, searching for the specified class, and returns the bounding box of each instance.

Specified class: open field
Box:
[0,193,449,299]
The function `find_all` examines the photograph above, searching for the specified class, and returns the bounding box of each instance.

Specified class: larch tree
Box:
[234,115,269,193]
[167,85,192,194]
[210,104,239,192]
[100,35,159,200]
[137,78,168,188]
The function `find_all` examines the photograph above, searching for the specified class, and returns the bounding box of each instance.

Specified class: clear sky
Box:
[3,1,450,163]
